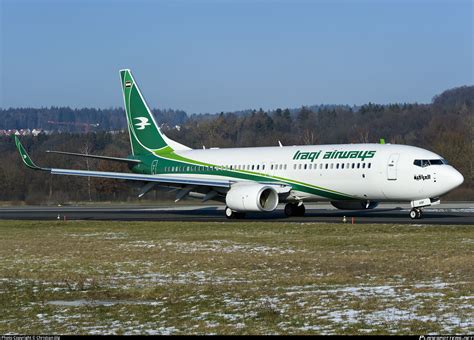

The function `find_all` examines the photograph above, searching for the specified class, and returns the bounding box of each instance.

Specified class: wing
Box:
[15,136,231,189]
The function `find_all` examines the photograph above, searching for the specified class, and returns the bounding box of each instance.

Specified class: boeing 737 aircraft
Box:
[15,69,464,219]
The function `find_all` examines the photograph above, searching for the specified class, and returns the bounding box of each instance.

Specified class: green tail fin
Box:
[120,69,174,155]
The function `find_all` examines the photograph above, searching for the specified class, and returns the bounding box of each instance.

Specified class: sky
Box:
[0,0,472,114]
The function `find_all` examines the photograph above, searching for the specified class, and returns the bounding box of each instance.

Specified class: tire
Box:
[284,203,295,217]
[409,209,418,219]
[225,207,234,219]
[416,209,423,219]
[296,204,306,216]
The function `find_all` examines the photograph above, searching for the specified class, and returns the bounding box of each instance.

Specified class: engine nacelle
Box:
[225,183,279,212]
[331,200,379,210]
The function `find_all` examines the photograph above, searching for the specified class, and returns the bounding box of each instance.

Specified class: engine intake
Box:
[226,183,279,212]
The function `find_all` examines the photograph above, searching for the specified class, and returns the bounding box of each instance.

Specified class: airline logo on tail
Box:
[134,117,151,130]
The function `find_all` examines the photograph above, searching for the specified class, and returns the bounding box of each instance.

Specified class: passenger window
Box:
[368,163,371,169]
[357,163,360,169]
[330,164,333,169]
[336,163,339,169]
[293,164,297,170]
[341,163,345,169]
[284,164,287,170]
[362,163,365,169]
[256,165,259,170]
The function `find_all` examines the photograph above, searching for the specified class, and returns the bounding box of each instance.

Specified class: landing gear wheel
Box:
[284,203,305,217]
[225,207,246,219]
[296,204,306,216]
[225,207,235,219]
[284,203,296,217]
[409,208,423,219]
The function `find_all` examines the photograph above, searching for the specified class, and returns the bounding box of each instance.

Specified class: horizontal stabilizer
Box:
[46,150,141,164]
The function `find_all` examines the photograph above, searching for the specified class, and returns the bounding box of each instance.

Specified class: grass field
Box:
[0,220,472,335]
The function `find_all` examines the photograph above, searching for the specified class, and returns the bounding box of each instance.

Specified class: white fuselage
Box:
[167,143,463,202]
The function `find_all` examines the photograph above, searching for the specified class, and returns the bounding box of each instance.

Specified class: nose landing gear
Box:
[409,208,423,219]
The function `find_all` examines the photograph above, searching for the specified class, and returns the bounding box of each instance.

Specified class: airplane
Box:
[15,69,464,220]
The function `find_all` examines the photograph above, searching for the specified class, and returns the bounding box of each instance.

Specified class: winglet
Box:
[14,136,46,170]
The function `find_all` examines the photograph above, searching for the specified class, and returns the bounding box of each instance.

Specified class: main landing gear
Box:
[284,203,306,217]
[225,206,246,219]
[409,208,423,219]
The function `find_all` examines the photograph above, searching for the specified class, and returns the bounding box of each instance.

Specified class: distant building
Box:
[0,128,45,136]
[32,129,42,136]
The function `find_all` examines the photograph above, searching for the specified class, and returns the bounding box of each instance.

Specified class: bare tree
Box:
[81,139,94,202]
[301,129,318,145]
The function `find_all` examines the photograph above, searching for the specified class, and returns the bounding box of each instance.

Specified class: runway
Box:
[0,202,473,224]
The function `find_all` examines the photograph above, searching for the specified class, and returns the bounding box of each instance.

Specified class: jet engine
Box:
[330,201,379,210]
[225,183,279,212]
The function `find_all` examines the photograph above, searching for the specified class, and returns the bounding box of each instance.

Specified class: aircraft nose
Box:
[450,168,464,190]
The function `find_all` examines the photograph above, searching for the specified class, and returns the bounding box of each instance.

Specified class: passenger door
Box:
[387,153,399,180]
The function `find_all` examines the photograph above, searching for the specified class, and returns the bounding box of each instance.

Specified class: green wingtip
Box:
[14,136,42,170]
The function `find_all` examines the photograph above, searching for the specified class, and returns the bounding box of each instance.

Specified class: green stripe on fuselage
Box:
[132,150,354,201]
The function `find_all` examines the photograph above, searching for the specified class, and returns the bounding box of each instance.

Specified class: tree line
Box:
[0,107,187,132]
[0,85,472,203]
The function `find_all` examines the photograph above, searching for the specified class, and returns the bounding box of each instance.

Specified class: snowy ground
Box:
[0,220,472,334]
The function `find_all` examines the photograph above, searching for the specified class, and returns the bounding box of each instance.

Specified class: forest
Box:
[0,85,472,203]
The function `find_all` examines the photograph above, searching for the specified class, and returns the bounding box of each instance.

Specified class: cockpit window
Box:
[429,159,444,165]
[413,159,448,167]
